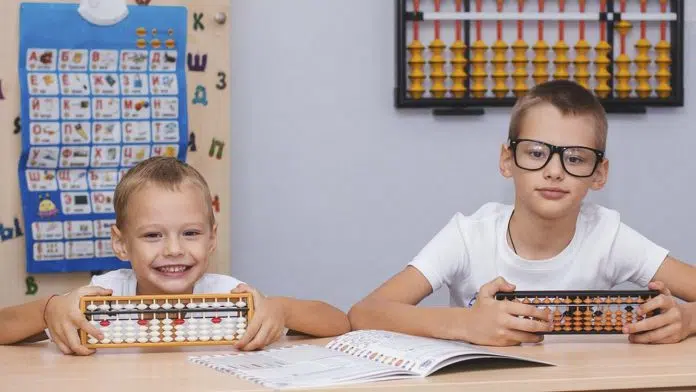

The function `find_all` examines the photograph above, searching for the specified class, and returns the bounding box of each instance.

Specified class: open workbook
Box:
[188,330,554,389]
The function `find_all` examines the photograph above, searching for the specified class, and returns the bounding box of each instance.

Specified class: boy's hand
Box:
[44,285,112,356]
[466,277,553,346]
[232,283,287,351]
[624,281,691,344]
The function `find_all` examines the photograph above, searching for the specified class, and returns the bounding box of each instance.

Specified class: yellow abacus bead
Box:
[407,40,426,99]
[573,40,591,89]
[450,40,467,98]
[655,40,672,98]
[511,39,528,97]
[470,40,488,98]
[429,39,447,98]
[634,38,652,98]
[491,39,509,98]
[594,40,611,98]
[532,40,549,85]
[553,40,570,80]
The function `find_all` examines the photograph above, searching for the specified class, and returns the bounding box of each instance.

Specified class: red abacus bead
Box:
[100,320,110,327]
[174,318,185,325]
[137,319,149,326]
[212,317,222,324]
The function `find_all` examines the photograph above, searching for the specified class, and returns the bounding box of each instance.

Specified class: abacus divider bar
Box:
[84,307,250,316]
[494,290,660,300]
[420,12,677,21]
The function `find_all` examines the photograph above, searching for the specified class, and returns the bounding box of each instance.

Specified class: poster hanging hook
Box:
[78,0,129,26]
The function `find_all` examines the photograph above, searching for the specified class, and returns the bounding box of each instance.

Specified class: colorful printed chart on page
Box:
[18,3,188,273]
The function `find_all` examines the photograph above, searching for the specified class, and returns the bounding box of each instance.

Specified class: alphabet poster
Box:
[18,2,188,273]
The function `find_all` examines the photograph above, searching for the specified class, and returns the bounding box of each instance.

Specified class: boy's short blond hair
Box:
[114,156,215,230]
[508,80,608,151]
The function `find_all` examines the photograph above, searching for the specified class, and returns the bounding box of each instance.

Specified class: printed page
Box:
[326,330,549,376]
[189,344,416,389]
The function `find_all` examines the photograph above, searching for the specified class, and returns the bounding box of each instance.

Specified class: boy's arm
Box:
[269,297,350,337]
[349,267,552,345]
[0,297,51,345]
[348,266,468,340]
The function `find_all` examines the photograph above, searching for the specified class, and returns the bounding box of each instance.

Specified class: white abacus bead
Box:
[138,332,148,338]
[112,338,124,344]
[90,320,100,327]
[175,336,186,342]
[186,302,197,309]
[98,304,111,311]
[149,331,160,338]
[136,303,148,310]
[163,336,173,342]
[88,338,99,344]
[223,335,235,341]
[112,331,123,338]
[162,331,173,337]
[149,337,161,343]
[87,304,98,311]
[162,303,173,310]
[187,330,199,337]
[224,301,234,308]
[187,318,199,324]
[148,319,159,325]
[125,338,136,344]
[211,302,221,308]
[212,335,223,341]
[198,302,210,309]
[149,303,160,310]
[162,325,173,331]
[174,303,185,310]
[138,337,149,343]
[199,336,211,342]
[124,304,136,310]
[125,325,136,332]
[138,325,149,331]
[236,323,247,329]
[111,303,123,311]
[187,336,199,342]
[236,328,246,335]
[125,331,136,338]
[162,318,173,325]
[235,301,246,308]
[238,317,247,323]
[100,338,111,344]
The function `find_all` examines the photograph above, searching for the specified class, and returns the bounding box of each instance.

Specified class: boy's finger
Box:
[235,315,262,349]
[76,316,104,340]
[624,310,673,334]
[638,294,670,316]
[81,286,113,297]
[242,323,273,351]
[231,283,253,294]
[64,324,94,356]
[505,301,553,321]
[51,327,73,355]
[503,329,544,345]
[506,314,554,333]
[479,277,515,299]
[628,323,679,344]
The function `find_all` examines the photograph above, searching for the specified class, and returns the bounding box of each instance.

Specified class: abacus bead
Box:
[137,303,148,310]
[98,304,110,311]
[138,337,149,343]
[162,303,173,310]
[174,303,185,310]
[198,302,210,309]
[87,304,98,311]
[186,302,197,309]
[212,302,221,308]
[100,338,111,344]
[111,304,123,311]
[163,336,174,342]
[235,301,246,308]
[113,338,124,344]
[124,303,136,310]
[223,335,235,341]
[149,337,161,343]
[88,337,99,344]
[212,335,223,341]
[149,303,160,310]
[125,338,136,344]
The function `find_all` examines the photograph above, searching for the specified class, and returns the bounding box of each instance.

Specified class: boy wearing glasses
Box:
[349,80,696,346]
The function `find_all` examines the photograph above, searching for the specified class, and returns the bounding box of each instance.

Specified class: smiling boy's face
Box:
[499,102,609,220]
[111,182,217,295]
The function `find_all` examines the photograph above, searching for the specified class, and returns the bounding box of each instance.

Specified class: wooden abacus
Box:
[495,290,660,334]
[79,293,254,348]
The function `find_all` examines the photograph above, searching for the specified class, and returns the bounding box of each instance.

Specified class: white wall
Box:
[229,0,696,311]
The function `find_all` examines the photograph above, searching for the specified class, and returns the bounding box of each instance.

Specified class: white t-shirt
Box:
[89,269,244,295]
[409,202,669,308]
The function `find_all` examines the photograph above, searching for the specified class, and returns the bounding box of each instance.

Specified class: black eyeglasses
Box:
[508,139,605,178]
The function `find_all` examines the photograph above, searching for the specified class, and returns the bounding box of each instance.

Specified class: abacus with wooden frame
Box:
[79,292,254,348]
[395,0,685,115]
[495,290,660,334]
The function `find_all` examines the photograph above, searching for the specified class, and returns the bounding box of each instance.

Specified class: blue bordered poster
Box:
[18,3,188,273]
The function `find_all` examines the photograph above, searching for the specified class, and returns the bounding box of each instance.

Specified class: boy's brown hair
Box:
[508,80,608,151]
[113,156,215,230]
